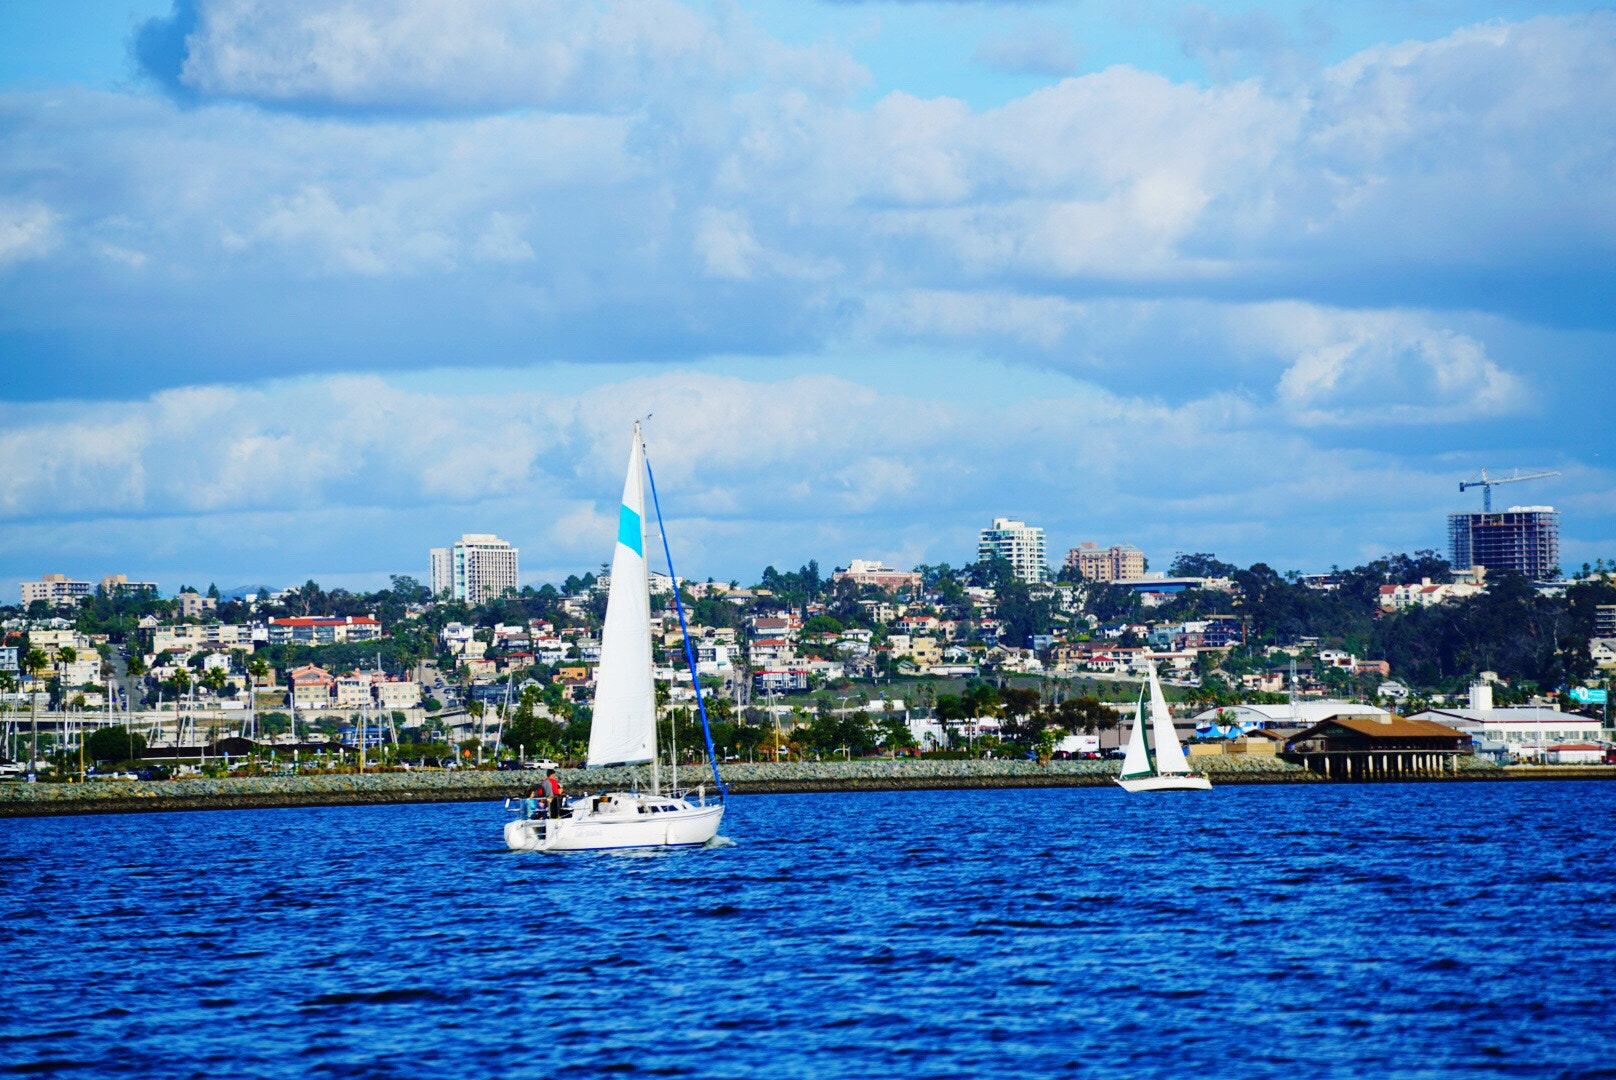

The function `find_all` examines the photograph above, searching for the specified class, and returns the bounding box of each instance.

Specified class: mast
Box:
[639,426,661,796]
[643,434,728,798]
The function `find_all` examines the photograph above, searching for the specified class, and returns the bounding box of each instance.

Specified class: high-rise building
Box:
[1447,507,1560,580]
[977,518,1047,583]
[430,534,520,604]
[1064,542,1146,583]
[20,574,92,607]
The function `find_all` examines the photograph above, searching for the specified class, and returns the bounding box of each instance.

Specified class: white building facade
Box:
[978,518,1048,583]
[430,534,520,605]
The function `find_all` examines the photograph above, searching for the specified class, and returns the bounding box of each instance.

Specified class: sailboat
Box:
[504,423,727,852]
[1115,662,1212,793]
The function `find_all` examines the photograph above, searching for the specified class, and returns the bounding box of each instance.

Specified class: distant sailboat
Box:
[1115,662,1212,793]
[504,423,726,852]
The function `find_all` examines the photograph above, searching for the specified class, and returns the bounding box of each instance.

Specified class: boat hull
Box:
[1114,773,1213,793]
[504,801,725,852]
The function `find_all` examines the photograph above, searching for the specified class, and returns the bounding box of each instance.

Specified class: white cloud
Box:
[3,364,1585,592]
[1240,303,1527,425]
[0,202,60,269]
[1,10,1609,385]
[149,0,865,113]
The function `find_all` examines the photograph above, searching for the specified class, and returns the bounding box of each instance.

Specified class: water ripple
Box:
[2,783,1614,1078]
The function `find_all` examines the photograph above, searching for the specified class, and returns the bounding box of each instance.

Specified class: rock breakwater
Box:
[0,757,1330,817]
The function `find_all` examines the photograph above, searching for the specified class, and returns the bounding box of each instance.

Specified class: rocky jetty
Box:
[0,756,1336,817]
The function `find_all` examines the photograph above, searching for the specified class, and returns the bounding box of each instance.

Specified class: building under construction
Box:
[1448,506,1560,580]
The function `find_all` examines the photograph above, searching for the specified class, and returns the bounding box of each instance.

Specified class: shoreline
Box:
[3,759,1611,817]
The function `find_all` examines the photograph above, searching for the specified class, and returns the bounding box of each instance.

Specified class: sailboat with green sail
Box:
[1115,661,1212,793]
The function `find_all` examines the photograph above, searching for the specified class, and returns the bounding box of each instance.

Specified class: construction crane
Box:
[1459,467,1560,512]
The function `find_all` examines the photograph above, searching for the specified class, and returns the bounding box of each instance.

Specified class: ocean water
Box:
[3,782,1615,1079]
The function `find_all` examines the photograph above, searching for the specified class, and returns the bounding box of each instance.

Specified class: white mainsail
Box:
[1147,663,1193,776]
[1119,687,1153,780]
[586,428,657,768]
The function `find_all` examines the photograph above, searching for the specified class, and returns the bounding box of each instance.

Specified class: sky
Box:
[0,0,1612,596]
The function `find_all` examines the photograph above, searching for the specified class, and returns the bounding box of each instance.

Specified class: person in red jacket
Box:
[546,770,565,818]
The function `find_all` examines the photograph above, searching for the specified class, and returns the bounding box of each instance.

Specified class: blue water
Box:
[4,783,1615,1079]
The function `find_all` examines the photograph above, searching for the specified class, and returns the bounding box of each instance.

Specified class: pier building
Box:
[1284,714,1470,779]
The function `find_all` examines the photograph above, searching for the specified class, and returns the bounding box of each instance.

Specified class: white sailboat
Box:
[504,424,727,852]
[1115,662,1212,793]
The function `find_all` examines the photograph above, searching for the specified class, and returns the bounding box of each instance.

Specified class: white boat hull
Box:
[1115,773,1213,793]
[504,795,725,852]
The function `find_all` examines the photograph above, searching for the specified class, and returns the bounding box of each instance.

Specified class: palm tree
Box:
[245,657,270,743]
[202,666,227,697]
[22,648,47,776]
[0,671,15,761]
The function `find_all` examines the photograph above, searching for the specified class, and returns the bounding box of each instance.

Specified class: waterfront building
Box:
[1109,574,1205,596]
[1596,604,1616,638]
[832,560,922,592]
[177,590,217,619]
[1408,682,1606,760]
[1447,507,1560,579]
[57,655,101,687]
[1285,714,1471,779]
[1378,571,1487,611]
[288,665,336,709]
[1190,700,1390,734]
[430,534,519,604]
[978,518,1047,583]
[20,574,92,607]
[374,677,422,709]
[1064,542,1146,583]
[98,574,158,595]
[152,623,255,655]
[745,614,800,641]
[753,669,810,694]
[266,616,383,645]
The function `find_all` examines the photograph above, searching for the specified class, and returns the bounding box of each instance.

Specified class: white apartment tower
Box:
[977,518,1048,583]
[430,534,519,605]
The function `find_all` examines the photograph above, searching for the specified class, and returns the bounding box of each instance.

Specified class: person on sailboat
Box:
[545,770,565,818]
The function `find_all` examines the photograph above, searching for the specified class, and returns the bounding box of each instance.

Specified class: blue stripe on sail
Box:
[617,504,643,556]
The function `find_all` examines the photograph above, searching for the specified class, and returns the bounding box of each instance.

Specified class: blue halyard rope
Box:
[643,449,728,798]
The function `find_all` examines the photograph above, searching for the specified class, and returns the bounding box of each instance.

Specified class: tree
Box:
[878,716,917,754]
[802,615,844,637]
[970,556,1017,592]
[22,647,47,771]
[1050,696,1118,744]
[1170,553,1238,579]
[86,725,147,765]
[998,687,1043,744]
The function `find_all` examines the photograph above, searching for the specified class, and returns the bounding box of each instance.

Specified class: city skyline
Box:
[1,1,1613,595]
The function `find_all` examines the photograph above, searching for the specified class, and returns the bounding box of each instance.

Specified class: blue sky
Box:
[0,0,1612,596]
